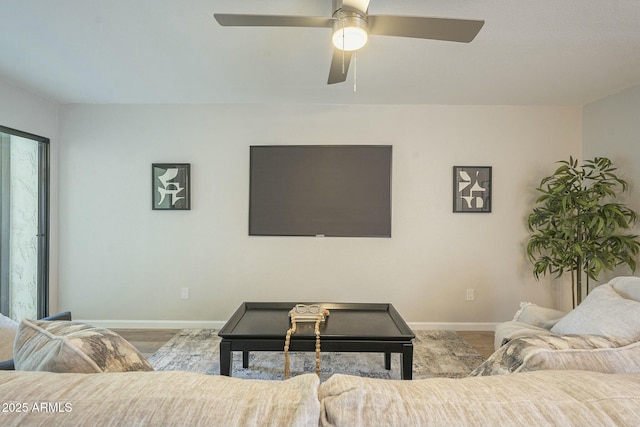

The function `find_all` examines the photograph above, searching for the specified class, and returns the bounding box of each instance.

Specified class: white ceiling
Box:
[2,0,640,105]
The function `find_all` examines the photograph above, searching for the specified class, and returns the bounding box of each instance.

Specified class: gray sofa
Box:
[1,369,640,426]
[3,277,640,426]
[481,276,640,376]
[495,276,640,350]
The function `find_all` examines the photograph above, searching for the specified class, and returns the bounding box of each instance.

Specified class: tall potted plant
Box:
[527,156,640,307]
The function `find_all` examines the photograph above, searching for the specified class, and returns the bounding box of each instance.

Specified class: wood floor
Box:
[456,331,495,359]
[113,329,496,360]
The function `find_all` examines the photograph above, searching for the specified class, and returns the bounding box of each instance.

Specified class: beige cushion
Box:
[472,334,640,376]
[319,371,640,427]
[0,371,321,427]
[14,319,153,373]
[551,284,640,339]
[0,313,17,361]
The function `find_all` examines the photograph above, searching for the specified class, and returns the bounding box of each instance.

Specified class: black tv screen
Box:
[249,145,392,237]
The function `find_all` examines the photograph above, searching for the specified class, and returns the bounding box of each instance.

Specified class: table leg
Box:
[401,342,413,380]
[384,352,391,370]
[220,339,232,376]
[243,351,249,368]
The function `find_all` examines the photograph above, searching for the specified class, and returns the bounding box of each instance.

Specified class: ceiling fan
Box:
[214,0,484,85]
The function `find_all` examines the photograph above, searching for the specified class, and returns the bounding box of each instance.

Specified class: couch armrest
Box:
[42,311,72,322]
[512,302,566,329]
[494,321,555,350]
[492,303,566,350]
[0,359,14,370]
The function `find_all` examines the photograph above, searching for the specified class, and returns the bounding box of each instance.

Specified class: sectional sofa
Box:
[2,276,640,426]
[1,369,640,426]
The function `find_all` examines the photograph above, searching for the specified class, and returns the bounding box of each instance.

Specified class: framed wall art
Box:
[453,166,492,213]
[152,163,191,210]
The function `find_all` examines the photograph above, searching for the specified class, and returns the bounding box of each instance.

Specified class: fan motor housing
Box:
[332,11,368,51]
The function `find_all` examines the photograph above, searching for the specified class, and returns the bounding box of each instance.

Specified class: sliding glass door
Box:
[0,125,49,320]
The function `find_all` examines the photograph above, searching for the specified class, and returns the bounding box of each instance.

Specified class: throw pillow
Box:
[0,313,18,361]
[550,284,640,339]
[14,319,154,373]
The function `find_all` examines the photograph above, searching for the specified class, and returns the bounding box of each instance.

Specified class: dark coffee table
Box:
[218,302,415,379]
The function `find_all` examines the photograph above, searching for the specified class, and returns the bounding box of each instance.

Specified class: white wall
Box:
[0,79,59,313]
[58,104,581,328]
[584,84,640,282]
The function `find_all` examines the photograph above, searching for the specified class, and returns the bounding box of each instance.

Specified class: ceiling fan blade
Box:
[368,16,484,43]
[340,0,371,14]
[214,13,333,28]
[328,48,353,84]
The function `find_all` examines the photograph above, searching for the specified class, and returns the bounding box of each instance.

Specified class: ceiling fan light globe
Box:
[331,14,368,51]
[332,26,368,51]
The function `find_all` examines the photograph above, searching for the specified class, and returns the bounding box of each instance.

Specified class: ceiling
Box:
[2,0,640,105]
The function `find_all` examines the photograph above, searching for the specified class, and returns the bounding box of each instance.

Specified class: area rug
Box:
[148,329,485,381]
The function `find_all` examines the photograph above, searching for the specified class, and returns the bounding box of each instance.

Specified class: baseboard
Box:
[77,319,498,331]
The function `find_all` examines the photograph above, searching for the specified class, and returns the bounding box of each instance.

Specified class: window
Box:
[0,125,50,320]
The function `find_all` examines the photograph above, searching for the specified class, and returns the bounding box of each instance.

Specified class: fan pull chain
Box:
[353,50,357,92]
[341,20,346,74]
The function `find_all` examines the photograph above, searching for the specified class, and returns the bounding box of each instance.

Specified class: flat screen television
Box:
[249,145,392,237]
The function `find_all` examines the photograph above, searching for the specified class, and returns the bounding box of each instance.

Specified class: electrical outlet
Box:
[466,289,475,301]
[181,287,189,300]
